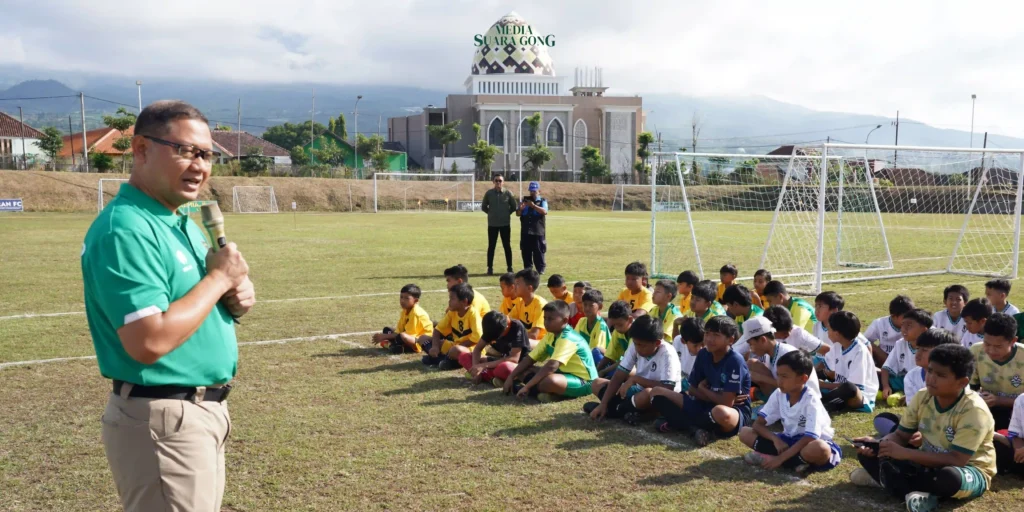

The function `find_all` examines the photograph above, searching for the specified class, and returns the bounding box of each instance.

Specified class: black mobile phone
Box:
[844,436,880,452]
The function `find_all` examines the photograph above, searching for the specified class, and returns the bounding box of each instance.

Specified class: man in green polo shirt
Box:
[81,100,254,512]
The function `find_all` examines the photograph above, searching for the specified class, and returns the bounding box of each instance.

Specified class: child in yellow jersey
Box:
[576,289,611,364]
[421,283,483,370]
[498,272,520,315]
[718,264,738,301]
[649,279,681,342]
[373,284,433,354]
[511,268,548,341]
[618,261,654,315]
[753,269,772,309]
[676,270,699,315]
[970,313,1024,430]
[673,281,725,338]
[444,263,491,318]
[568,281,591,328]
[547,274,571,304]
[598,300,635,378]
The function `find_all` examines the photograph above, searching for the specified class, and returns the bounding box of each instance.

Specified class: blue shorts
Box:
[683,394,752,437]
[774,433,843,471]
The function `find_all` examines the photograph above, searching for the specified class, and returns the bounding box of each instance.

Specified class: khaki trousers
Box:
[101,389,231,512]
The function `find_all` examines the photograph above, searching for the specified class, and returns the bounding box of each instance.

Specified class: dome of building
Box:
[471,12,555,76]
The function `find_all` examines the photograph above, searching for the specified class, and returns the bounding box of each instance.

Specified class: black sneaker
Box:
[583,402,601,415]
[389,342,405,355]
[437,358,457,371]
[382,327,394,335]
[422,355,440,367]
[693,428,715,447]
[487,267,494,276]
[507,267,514,273]
[623,412,643,426]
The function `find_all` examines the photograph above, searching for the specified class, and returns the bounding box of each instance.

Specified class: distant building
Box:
[59,126,134,158]
[211,130,291,165]
[0,110,44,160]
[388,11,643,178]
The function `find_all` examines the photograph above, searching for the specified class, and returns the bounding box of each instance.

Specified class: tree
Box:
[948,173,968,186]
[520,113,551,180]
[90,152,114,173]
[263,121,327,150]
[450,161,459,174]
[636,131,655,182]
[240,147,271,176]
[335,113,347,140]
[469,123,502,177]
[313,139,346,167]
[707,170,727,185]
[690,111,703,153]
[708,156,729,173]
[733,158,761,184]
[328,118,337,136]
[37,127,64,170]
[112,136,133,172]
[580,145,609,182]
[103,107,137,172]
[290,145,310,166]
[427,120,461,171]
[214,124,232,131]
[370,149,389,171]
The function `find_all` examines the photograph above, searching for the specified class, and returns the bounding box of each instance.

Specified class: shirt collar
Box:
[118,183,181,227]
[785,385,808,402]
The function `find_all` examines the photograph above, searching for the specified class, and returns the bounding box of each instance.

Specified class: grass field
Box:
[2,210,1023,511]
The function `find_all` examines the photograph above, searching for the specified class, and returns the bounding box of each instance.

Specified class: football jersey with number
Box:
[511,296,548,338]
[617,341,681,392]
[617,287,654,313]
[436,307,482,345]
[970,343,1024,399]
[865,316,902,354]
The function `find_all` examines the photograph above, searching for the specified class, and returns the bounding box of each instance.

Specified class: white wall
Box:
[2,137,43,156]
[432,156,475,171]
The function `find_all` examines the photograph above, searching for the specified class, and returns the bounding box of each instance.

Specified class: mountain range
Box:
[2,70,1022,154]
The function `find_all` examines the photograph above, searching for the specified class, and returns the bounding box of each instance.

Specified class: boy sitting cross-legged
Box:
[584,315,681,424]
[740,350,840,475]
[960,297,993,348]
[510,268,548,342]
[873,328,960,437]
[820,311,879,413]
[444,264,491,317]
[970,313,1023,430]
[618,261,654,315]
[420,283,484,370]
[597,300,635,378]
[864,295,915,368]
[762,305,829,357]
[851,344,996,512]
[575,289,611,365]
[740,316,821,400]
[879,308,933,406]
[672,317,705,392]
[498,272,520,315]
[762,280,816,334]
[650,316,752,446]
[568,281,591,327]
[676,270,699,315]
[649,279,682,342]
[985,278,1019,315]
[459,311,529,387]
[933,285,969,343]
[373,284,434,354]
[501,301,598,402]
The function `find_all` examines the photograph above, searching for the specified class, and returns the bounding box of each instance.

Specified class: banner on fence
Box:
[457,201,483,212]
[654,201,686,212]
[0,198,23,212]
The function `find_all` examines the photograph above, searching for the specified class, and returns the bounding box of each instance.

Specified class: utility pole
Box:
[311,88,316,164]
[136,81,143,112]
[237,98,242,162]
[68,116,76,168]
[18,106,26,170]
[80,92,89,172]
[892,110,900,168]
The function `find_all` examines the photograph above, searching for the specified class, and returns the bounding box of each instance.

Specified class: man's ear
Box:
[131,135,148,165]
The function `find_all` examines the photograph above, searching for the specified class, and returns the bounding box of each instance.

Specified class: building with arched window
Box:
[388,11,643,177]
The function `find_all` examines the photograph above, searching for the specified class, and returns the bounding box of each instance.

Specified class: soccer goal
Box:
[373,172,476,213]
[232,186,279,213]
[611,183,679,211]
[98,178,128,212]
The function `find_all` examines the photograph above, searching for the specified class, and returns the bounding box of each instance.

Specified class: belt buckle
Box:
[192,386,206,403]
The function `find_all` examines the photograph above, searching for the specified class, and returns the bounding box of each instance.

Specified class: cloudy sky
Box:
[4,0,1024,136]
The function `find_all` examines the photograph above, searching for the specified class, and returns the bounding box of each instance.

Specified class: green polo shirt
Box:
[81,183,237,387]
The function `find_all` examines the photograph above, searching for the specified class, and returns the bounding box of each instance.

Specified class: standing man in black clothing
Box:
[517,181,548,274]
[481,173,517,275]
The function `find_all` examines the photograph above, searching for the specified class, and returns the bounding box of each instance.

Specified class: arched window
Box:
[546,118,564,147]
[488,117,504,147]
[573,119,587,149]
[520,117,536,147]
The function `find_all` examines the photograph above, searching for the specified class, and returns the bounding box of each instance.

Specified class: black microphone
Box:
[200,203,240,324]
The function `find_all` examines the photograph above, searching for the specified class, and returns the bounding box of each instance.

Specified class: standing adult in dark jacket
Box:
[481,173,517,275]
[516,181,548,274]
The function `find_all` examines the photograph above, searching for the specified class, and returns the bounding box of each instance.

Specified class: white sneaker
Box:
[849,468,881,488]
[905,492,938,512]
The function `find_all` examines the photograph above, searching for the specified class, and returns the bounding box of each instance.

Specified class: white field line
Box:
[0,330,382,371]
[558,214,1010,234]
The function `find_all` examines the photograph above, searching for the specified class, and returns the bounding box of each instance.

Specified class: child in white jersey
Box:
[820,311,879,413]
[740,316,821,399]
[672,316,705,392]
[864,295,915,368]
[879,308,932,405]
[960,297,993,348]
[932,285,969,342]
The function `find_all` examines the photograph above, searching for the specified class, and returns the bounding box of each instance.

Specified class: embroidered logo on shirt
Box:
[1012,375,1022,388]
[945,426,955,442]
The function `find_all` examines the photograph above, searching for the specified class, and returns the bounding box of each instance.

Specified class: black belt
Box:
[113,380,232,402]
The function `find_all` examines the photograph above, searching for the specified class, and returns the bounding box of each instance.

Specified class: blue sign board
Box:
[0,198,23,212]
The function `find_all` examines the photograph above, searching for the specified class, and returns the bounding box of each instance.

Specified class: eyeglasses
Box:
[143,135,220,162]
[494,179,504,183]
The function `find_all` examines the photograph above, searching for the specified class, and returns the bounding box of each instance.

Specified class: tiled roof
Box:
[59,126,134,156]
[0,110,45,138]
[210,131,289,157]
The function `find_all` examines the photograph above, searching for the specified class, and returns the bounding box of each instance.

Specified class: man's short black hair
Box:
[481,311,510,342]
[984,313,1018,340]
[902,308,934,329]
[450,283,475,304]
[607,300,632,320]
[888,295,915,316]
[629,314,664,344]
[721,284,752,307]
[655,279,677,299]
[828,311,861,341]
[444,264,470,282]
[499,272,516,286]
[691,281,717,303]
[677,270,700,286]
[493,173,505,180]
[929,344,975,380]
[542,300,570,320]
[962,298,994,321]
[944,285,970,303]
[400,284,422,299]
[547,274,566,288]
[777,350,813,377]
[986,279,1012,294]
[916,328,958,349]
[679,317,705,344]
[705,315,740,339]
[135,100,209,138]
[574,281,591,290]
[762,280,786,297]
[720,264,738,276]
[815,291,845,310]
[763,305,794,332]
[582,289,604,306]
[515,269,541,291]
[625,261,648,277]
[754,268,772,281]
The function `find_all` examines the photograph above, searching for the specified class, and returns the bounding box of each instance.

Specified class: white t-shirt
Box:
[778,326,823,354]
[1008,394,1024,440]
[672,335,699,381]
[813,321,829,347]
[903,367,927,402]
[932,311,967,342]
[619,341,682,392]
[960,330,984,348]
[758,386,834,442]
[1000,303,1021,316]
[832,337,879,409]
[761,342,821,397]
[882,338,917,378]
[864,316,902,354]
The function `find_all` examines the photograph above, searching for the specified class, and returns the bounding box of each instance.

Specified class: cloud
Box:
[4,0,1024,136]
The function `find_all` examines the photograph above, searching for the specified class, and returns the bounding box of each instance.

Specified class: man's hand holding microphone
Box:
[202,205,255,319]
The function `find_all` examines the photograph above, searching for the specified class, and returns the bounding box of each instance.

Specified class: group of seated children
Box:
[374,262,1024,512]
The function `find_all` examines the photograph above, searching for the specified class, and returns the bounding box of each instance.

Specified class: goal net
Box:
[611,184,680,211]
[233,186,279,213]
[98,178,128,212]
[373,173,476,212]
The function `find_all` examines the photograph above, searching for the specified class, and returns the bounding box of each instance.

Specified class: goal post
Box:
[98,178,128,212]
[232,186,279,213]
[373,172,476,213]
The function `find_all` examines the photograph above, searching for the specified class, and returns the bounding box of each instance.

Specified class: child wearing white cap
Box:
[739,316,821,399]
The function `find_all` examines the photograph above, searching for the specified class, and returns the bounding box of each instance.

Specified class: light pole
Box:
[135,81,142,111]
[864,124,882,144]
[970,94,977,148]
[518,102,523,197]
[354,95,363,177]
